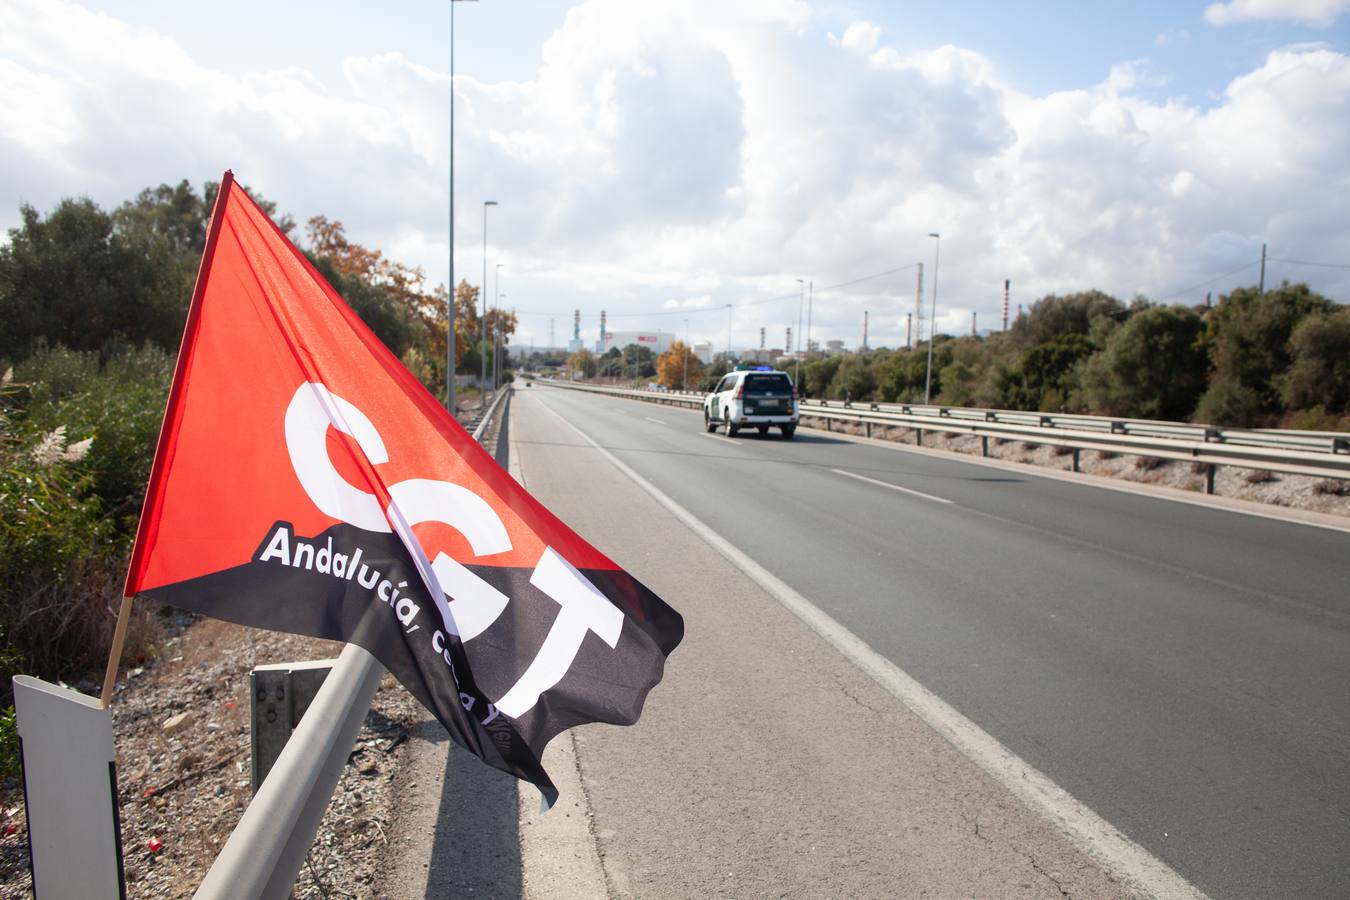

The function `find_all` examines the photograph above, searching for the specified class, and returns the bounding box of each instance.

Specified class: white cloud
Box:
[663,295,714,310]
[840,21,881,53]
[1204,0,1350,27]
[1,0,1347,352]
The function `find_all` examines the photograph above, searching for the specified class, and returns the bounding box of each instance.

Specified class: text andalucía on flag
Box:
[123,172,684,807]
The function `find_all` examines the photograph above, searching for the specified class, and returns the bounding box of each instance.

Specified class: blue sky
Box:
[3,0,1349,349]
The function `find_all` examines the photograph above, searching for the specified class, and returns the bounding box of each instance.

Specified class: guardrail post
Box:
[916,428,924,446]
[1072,448,1080,473]
[251,659,336,793]
[1206,464,1216,495]
[1334,437,1348,455]
[981,435,989,457]
[865,422,872,438]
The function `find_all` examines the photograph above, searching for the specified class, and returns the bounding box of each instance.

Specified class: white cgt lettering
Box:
[283,382,622,718]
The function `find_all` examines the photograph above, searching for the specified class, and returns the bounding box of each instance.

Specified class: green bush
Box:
[0,705,17,779]
[0,351,165,702]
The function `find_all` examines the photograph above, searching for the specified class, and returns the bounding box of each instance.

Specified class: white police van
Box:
[703,367,799,438]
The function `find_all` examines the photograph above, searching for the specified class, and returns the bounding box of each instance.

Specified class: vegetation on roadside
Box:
[0,180,519,730]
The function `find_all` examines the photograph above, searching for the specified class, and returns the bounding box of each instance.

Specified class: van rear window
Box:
[744,374,792,396]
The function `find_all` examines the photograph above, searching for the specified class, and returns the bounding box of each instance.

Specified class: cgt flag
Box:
[124,172,683,806]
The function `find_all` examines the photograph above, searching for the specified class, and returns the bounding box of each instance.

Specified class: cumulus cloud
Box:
[1,0,1346,351]
[1204,0,1350,27]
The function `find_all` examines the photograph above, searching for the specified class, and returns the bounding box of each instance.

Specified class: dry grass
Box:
[1312,478,1349,496]
[1244,469,1277,485]
[1134,455,1167,470]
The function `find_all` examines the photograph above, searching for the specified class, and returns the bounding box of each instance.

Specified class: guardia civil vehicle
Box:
[703,367,798,438]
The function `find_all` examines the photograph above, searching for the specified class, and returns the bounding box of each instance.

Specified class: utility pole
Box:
[915,263,924,351]
[1259,243,1267,294]
[806,280,814,356]
[972,311,977,336]
[906,312,912,350]
[862,310,869,352]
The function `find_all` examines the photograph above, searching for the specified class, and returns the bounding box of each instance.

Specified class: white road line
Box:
[700,432,741,446]
[541,400,1205,900]
[643,417,667,426]
[831,468,954,505]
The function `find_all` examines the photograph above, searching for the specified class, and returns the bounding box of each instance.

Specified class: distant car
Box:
[703,369,798,438]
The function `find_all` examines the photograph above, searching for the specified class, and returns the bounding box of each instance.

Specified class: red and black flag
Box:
[124,172,683,806]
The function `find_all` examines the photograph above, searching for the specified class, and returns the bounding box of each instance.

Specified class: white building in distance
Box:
[602,331,677,355]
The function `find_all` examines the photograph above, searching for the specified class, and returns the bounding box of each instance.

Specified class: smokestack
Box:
[863,310,869,351]
[906,312,912,350]
[1002,279,1010,331]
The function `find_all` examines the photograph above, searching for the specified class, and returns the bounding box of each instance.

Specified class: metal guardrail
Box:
[196,386,512,899]
[532,379,1350,485]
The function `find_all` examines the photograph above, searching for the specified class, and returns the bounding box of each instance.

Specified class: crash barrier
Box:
[195,385,511,899]
[530,379,1350,489]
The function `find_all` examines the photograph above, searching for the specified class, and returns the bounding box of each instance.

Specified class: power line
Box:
[1267,256,1350,270]
[1154,261,1259,303]
[511,261,923,319]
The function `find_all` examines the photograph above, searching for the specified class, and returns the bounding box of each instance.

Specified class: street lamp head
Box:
[485,200,498,207]
[928,232,939,238]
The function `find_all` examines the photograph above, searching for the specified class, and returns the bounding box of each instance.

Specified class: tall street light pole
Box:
[496,291,506,387]
[925,232,941,405]
[683,317,690,390]
[493,263,503,388]
[480,200,497,398]
[795,278,805,387]
[725,304,734,366]
[446,0,479,414]
[806,279,814,357]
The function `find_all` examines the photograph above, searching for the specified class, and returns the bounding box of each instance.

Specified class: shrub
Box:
[0,353,165,703]
[0,706,17,779]
[1134,455,1167,470]
[1243,469,1276,484]
[1311,479,1348,496]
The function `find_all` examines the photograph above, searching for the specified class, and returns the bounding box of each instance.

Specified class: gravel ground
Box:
[815,419,1350,518]
[0,401,505,899]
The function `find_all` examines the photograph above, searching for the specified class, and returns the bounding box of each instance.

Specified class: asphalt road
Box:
[528,384,1350,900]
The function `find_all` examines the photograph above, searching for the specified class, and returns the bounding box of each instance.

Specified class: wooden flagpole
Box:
[99,596,135,708]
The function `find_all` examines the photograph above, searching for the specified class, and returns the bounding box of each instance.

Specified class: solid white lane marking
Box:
[643,417,667,426]
[700,432,741,446]
[831,468,954,505]
[540,400,1206,900]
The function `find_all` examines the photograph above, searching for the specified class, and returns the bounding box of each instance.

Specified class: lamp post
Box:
[794,278,804,387]
[480,200,497,399]
[495,291,506,388]
[493,263,503,389]
[806,279,813,357]
[925,232,941,404]
[723,306,734,369]
[683,317,689,390]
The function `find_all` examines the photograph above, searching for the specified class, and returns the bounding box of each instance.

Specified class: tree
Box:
[567,349,598,378]
[1077,304,1207,420]
[1279,307,1350,415]
[1003,333,1096,411]
[0,199,186,360]
[1010,290,1126,348]
[656,341,703,389]
[1195,282,1333,425]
